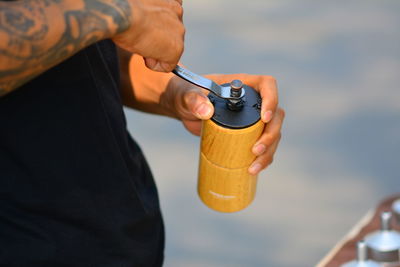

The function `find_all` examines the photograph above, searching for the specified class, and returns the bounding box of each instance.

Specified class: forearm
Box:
[0,0,131,96]
[119,51,183,118]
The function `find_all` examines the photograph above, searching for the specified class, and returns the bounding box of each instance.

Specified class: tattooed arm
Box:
[0,0,131,96]
[0,0,184,97]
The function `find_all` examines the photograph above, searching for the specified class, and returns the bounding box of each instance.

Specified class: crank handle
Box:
[172,65,245,100]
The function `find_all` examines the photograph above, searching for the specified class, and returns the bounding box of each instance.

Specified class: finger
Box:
[152,27,185,71]
[183,89,214,120]
[252,107,285,156]
[182,119,202,136]
[144,58,175,72]
[258,76,278,123]
[248,134,281,175]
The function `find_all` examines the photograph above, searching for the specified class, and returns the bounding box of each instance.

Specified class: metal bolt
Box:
[230,79,243,98]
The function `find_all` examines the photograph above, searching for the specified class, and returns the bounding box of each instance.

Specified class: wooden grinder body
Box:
[198,84,264,213]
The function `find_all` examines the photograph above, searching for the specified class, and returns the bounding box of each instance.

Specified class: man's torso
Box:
[0,40,164,266]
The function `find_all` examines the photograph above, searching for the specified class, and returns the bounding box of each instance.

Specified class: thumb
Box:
[183,90,214,120]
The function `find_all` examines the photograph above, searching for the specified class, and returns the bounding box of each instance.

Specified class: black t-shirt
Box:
[0,40,164,266]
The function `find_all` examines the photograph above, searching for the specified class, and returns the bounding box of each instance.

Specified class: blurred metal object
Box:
[172,65,245,100]
[341,241,381,267]
[392,199,400,225]
[364,211,400,263]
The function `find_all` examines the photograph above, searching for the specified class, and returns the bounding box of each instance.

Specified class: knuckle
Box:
[177,40,184,55]
[171,35,184,57]
[176,22,185,34]
[265,154,274,165]
[263,133,278,146]
[265,75,277,84]
[277,107,286,119]
[277,132,282,143]
[269,156,274,166]
[260,155,273,168]
[170,1,183,15]
[176,24,186,38]
[174,0,183,5]
[269,97,278,108]
[269,129,282,143]
[177,6,184,18]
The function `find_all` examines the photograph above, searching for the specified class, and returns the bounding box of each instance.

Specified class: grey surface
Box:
[124,1,400,266]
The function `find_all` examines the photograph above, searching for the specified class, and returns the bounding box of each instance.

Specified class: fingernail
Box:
[263,110,273,123]
[249,163,262,175]
[195,103,212,118]
[253,144,266,156]
[145,58,156,69]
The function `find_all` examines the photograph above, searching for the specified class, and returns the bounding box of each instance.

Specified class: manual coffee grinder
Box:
[173,66,264,213]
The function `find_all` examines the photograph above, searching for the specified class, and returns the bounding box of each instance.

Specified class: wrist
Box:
[105,0,132,35]
[72,0,133,39]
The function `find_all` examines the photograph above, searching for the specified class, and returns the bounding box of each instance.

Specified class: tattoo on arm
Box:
[0,0,131,96]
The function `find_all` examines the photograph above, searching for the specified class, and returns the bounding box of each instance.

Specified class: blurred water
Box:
[124,1,400,266]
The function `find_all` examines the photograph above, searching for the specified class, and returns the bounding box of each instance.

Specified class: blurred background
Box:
[125,1,400,266]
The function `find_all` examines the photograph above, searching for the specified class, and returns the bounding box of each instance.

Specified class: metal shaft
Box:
[381,211,392,231]
[230,80,243,97]
[356,241,368,261]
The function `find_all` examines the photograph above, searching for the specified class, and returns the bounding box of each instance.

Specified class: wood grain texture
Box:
[198,119,264,213]
[200,119,264,169]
